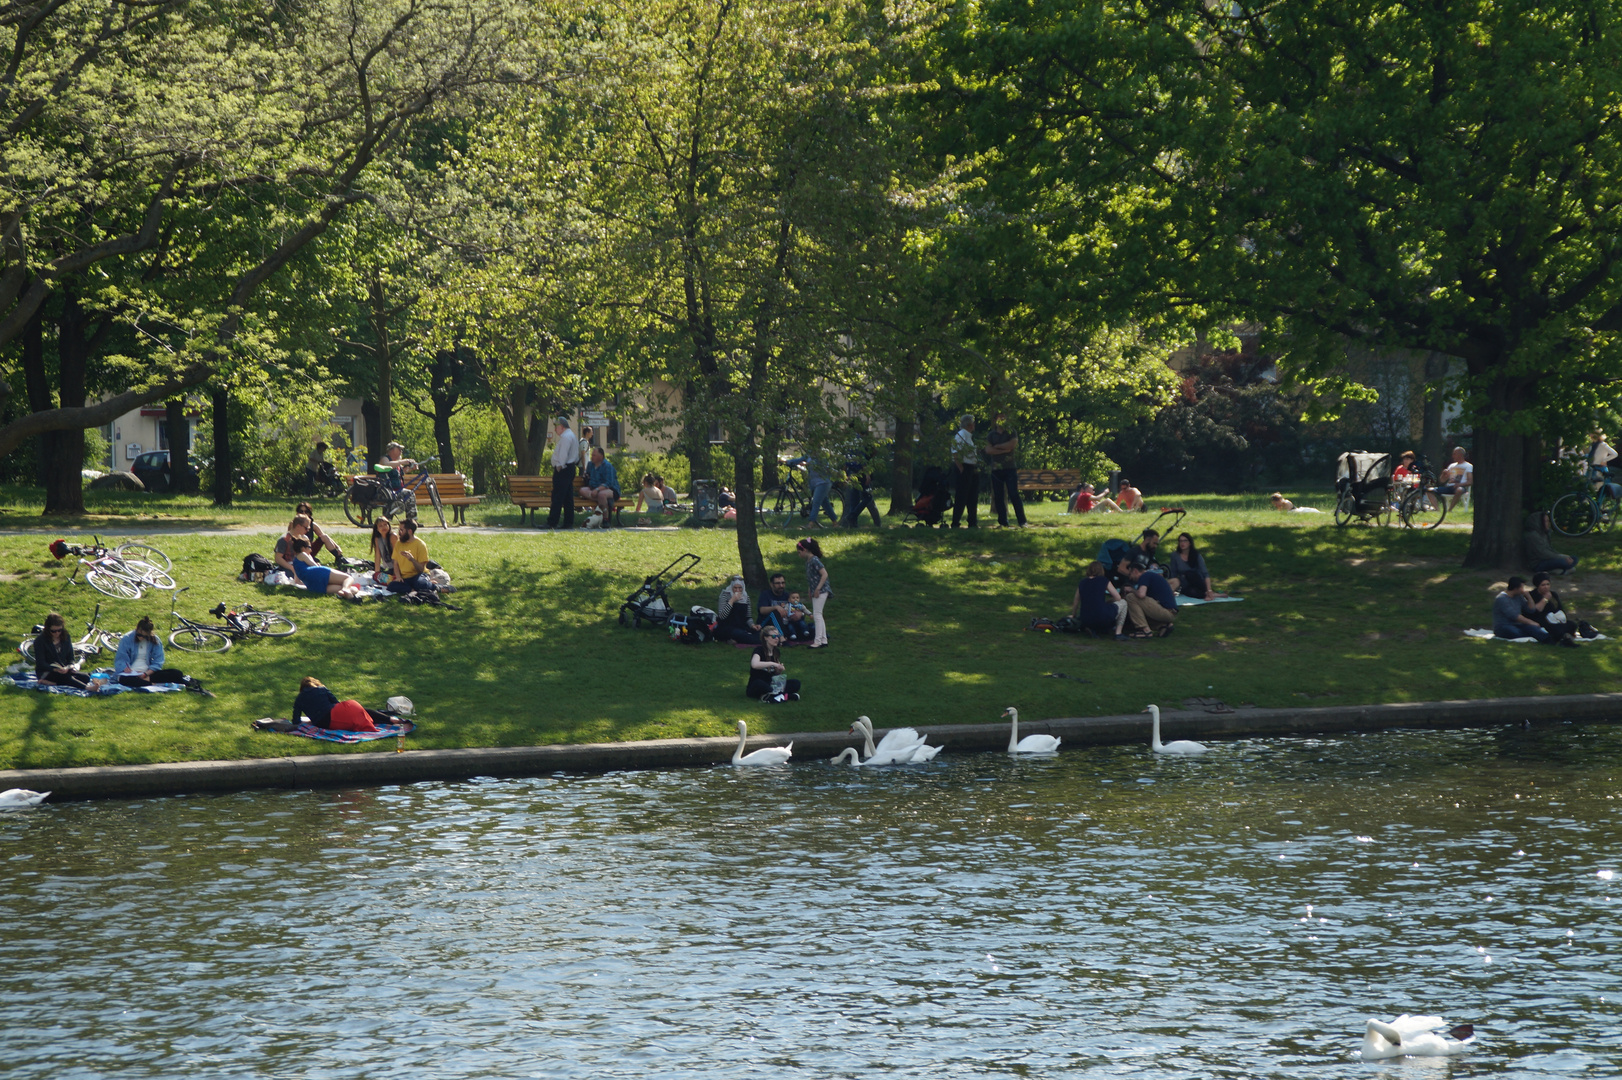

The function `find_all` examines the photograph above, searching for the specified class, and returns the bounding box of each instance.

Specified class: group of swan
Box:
[1360,1016,1474,1059]
[0,788,49,809]
[831,717,942,765]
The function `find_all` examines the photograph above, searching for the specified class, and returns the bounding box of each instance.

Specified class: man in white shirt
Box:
[547,417,581,529]
[951,414,980,528]
[1435,446,1473,510]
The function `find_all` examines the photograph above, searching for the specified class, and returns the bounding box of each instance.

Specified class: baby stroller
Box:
[1334,451,1394,527]
[618,552,701,628]
[903,466,953,527]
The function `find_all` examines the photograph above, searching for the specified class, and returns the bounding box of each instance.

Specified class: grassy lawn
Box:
[2,489,1614,772]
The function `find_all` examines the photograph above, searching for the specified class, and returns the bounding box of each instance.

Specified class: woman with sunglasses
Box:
[32,613,96,690]
[747,627,801,703]
[112,616,214,695]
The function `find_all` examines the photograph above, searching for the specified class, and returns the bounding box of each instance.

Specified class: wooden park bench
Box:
[506,474,634,526]
[1016,468,1083,498]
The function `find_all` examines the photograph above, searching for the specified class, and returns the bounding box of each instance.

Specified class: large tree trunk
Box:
[21,300,49,488]
[369,271,394,452]
[433,405,455,474]
[361,400,381,468]
[498,384,537,475]
[1420,351,1449,470]
[525,406,549,474]
[761,427,780,490]
[1462,373,1528,569]
[43,286,88,515]
[165,397,193,493]
[211,385,232,507]
[733,443,768,594]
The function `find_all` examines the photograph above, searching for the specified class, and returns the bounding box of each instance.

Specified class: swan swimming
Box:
[853,715,927,754]
[1359,1015,1475,1059]
[1003,707,1060,754]
[732,720,793,766]
[1146,704,1208,755]
[849,718,935,764]
[0,788,49,808]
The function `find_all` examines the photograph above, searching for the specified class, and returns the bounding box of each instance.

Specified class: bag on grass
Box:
[239,553,275,582]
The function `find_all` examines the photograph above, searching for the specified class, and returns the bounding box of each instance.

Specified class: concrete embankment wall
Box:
[4,693,1618,803]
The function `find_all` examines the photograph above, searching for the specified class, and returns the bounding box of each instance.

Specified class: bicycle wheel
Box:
[17,638,34,664]
[122,560,175,590]
[115,542,171,573]
[343,491,374,528]
[241,611,296,637]
[427,480,447,529]
[1333,491,1355,527]
[86,567,143,599]
[1400,488,1448,530]
[1550,493,1596,537]
[168,626,232,653]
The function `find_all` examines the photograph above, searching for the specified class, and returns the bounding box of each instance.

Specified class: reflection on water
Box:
[1,725,1620,1078]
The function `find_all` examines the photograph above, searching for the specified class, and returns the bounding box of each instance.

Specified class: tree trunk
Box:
[498,384,537,475]
[433,406,455,474]
[761,428,780,490]
[525,405,549,474]
[733,443,768,594]
[1420,351,1449,469]
[369,271,394,453]
[887,350,922,515]
[1461,373,1527,569]
[43,286,88,515]
[211,385,232,507]
[21,300,48,488]
[361,400,381,468]
[166,397,193,493]
[682,378,711,483]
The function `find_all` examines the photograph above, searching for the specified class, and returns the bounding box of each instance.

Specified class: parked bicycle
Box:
[51,537,175,599]
[17,603,118,665]
[343,456,445,530]
[167,588,297,652]
[1395,454,1448,530]
[1551,466,1622,537]
[755,461,809,523]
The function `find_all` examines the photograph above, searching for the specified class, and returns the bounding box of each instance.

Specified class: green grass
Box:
[2,490,1605,772]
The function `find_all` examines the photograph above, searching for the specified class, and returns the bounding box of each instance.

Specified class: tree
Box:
[951,0,1622,565]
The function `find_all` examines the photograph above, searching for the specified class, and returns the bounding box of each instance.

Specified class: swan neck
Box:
[1149,705,1163,750]
[1007,709,1019,751]
[733,724,747,764]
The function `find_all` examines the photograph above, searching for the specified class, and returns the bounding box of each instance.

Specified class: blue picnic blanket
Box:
[1175,595,1246,607]
[2,668,187,697]
[290,719,415,743]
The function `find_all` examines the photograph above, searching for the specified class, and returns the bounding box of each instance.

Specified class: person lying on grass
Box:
[113,615,213,695]
[289,537,364,598]
[291,676,397,730]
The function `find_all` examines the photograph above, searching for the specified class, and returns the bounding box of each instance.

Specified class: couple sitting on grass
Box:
[1072,561,1177,639]
[1493,574,1600,647]
[33,613,213,696]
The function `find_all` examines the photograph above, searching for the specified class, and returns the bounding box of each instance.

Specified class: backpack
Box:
[240,553,275,582]
[667,613,714,644]
[1028,616,1058,633]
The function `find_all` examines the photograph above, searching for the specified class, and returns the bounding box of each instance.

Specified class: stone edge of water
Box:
[4,693,1618,802]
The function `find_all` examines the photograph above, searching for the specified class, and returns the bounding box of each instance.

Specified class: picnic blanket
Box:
[2,668,188,697]
[1462,628,1610,642]
[254,717,415,742]
[1176,595,1246,607]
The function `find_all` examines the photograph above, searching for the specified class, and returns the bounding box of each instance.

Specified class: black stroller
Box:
[618,552,701,628]
[903,466,953,527]
[1334,451,1394,527]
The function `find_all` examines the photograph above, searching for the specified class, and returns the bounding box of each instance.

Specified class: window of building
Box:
[156,418,192,451]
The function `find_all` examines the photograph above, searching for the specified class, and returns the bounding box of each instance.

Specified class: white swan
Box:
[854,716,926,754]
[1360,1015,1475,1059]
[732,720,793,766]
[1147,704,1208,755]
[1003,707,1060,754]
[0,788,50,808]
[848,718,935,764]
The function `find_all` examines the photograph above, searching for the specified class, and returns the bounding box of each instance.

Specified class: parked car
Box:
[130,451,172,492]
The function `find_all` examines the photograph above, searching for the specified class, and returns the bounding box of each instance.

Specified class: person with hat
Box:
[547,416,581,529]
[380,441,417,492]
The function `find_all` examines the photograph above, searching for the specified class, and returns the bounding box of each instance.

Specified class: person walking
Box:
[797,537,832,648]
[547,416,581,529]
[984,409,1027,527]
[951,413,980,528]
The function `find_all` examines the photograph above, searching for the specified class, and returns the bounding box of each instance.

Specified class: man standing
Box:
[951,413,980,529]
[984,409,1027,527]
[547,416,581,529]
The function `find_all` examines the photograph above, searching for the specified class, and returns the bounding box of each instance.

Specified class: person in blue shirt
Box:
[1123,564,1178,638]
[577,446,621,525]
[113,616,213,695]
[785,454,839,528]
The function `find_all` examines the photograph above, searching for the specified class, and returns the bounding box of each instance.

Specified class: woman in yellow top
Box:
[388,518,433,594]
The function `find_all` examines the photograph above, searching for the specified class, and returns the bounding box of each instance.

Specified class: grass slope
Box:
[1,494,1613,772]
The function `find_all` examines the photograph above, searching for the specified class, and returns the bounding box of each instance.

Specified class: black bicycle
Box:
[755,462,809,523]
[167,588,297,652]
[343,456,445,529]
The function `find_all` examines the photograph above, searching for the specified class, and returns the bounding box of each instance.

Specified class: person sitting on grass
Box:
[1123,563,1177,638]
[295,501,344,562]
[113,615,213,695]
[1116,478,1144,511]
[1071,561,1129,639]
[1524,510,1577,575]
[757,573,811,643]
[578,446,621,525]
[369,516,395,583]
[1071,482,1122,514]
[746,626,801,702]
[273,513,313,574]
[635,473,664,516]
[716,576,763,645]
[33,612,99,690]
[289,538,363,598]
[1525,571,1593,643]
[388,518,435,594]
[1493,576,1574,646]
[291,676,397,730]
[656,474,680,510]
[1169,532,1224,600]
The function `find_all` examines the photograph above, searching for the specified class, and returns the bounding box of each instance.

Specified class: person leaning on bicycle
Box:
[381,441,418,492]
[1589,430,1622,501]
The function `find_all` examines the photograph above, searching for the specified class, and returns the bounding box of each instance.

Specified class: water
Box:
[2,725,1620,1078]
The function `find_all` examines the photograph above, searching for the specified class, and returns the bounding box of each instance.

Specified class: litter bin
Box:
[691,479,720,524]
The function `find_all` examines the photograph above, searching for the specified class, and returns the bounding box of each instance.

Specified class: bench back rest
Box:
[412,473,469,501]
[1016,468,1083,487]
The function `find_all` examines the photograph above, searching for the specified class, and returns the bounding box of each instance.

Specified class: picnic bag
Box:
[239,553,276,582]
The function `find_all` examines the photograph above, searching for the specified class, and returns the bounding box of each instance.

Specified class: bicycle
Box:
[1396,457,1449,530]
[755,462,809,523]
[343,456,445,530]
[1551,466,1622,537]
[17,602,118,665]
[52,537,176,598]
[167,588,297,652]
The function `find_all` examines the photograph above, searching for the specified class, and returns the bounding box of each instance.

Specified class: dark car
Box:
[131,451,172,493]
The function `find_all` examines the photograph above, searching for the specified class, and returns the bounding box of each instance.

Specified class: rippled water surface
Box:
[3,725,1622,1078]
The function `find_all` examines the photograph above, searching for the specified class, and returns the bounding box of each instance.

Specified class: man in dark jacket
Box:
[1524,511,1577,574]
